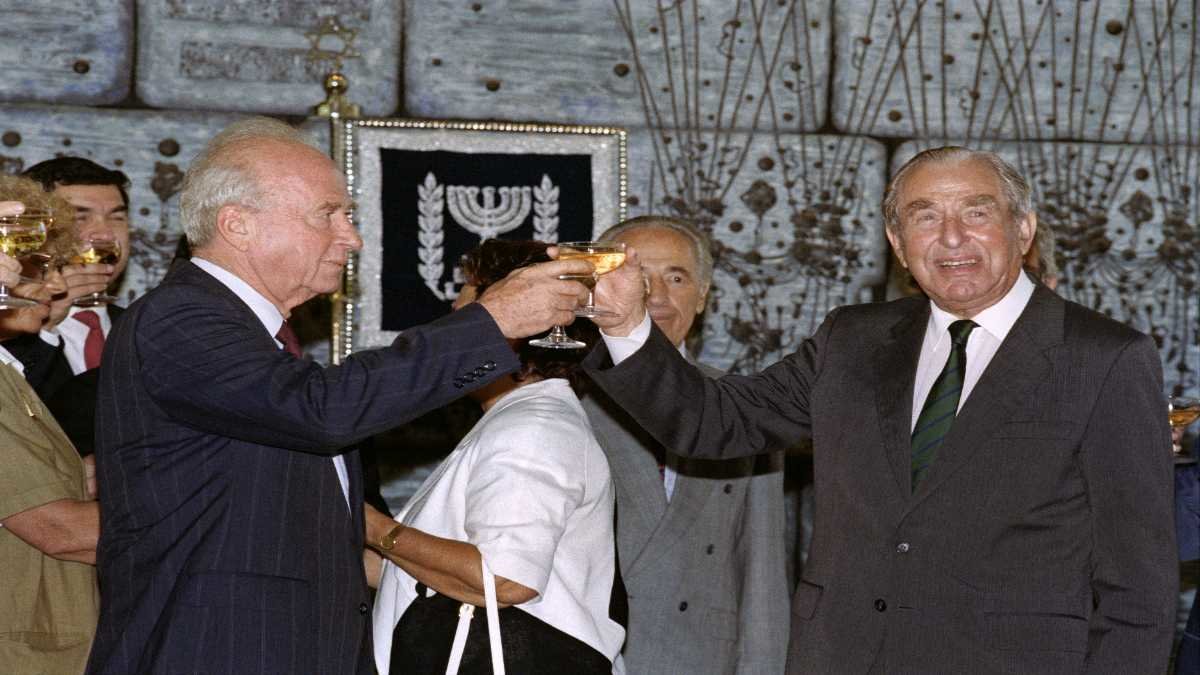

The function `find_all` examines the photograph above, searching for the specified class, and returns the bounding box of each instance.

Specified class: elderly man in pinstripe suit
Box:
[85,117,590,674]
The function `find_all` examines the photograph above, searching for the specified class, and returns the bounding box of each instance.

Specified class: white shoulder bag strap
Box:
[445,557,505,675]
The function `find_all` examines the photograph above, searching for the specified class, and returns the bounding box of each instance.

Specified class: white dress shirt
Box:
[190,257,350,508]
[39,305,113,375]
[601,273,1037,434]
[909,272,1035,429]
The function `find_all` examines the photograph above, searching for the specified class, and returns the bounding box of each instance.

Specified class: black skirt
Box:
[391,584,612,674]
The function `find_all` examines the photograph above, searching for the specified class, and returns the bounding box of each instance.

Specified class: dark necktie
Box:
[911,319,977,489]
[73,309,105,371]
[276,320,302,358]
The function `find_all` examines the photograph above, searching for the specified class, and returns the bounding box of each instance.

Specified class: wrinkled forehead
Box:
[898,158,1006,206]
[617,225,698,266]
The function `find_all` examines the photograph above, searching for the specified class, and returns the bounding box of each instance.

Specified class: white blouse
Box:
[373,378,626,673]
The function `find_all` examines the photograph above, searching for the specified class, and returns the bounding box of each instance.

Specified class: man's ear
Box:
[214,204,254,252]
[695,283,710,315]
[1018,212,1037,256]
[885,226,909,269]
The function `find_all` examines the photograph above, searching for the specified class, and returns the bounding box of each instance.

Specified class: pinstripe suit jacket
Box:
[582,362,789,674]
[586,286,1177,674]
[86,261,519,675]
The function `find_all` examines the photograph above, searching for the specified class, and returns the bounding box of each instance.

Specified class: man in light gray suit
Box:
[588,147,1176,673]
[582,216,789,673]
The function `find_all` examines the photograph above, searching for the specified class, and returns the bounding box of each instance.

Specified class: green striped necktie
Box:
[911,319,977,489]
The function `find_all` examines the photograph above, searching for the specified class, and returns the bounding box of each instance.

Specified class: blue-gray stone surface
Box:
[0,1,132,105]
[136,0,400,115]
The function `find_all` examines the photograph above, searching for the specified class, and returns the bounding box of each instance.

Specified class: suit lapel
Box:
[589,399,668,572]
[177,260,354,519]
[625,460,719,578]
[907,286,1063,509]
[873,305,928,498]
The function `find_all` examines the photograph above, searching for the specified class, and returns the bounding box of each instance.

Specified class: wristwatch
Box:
[378,523,405,551]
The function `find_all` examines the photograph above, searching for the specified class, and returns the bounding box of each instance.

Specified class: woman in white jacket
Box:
[366,239,625,674]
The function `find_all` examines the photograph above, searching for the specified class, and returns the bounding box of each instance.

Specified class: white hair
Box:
[179,117,317,247]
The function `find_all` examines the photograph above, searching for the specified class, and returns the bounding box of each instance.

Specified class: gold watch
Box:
[378,523,405,551]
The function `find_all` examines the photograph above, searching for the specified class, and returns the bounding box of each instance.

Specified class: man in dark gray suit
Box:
[86,118,591,674]
[588,147,1176,673]
[582,216,788,673]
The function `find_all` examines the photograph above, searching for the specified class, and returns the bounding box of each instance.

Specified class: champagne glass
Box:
[1170,396,1200,459]
[0,210,50,309]
[529,241,627,350]
[70,236,121,307]
[556,241,627,318]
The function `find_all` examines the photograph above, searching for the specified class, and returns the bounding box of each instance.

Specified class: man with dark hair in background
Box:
[8,157,131,454]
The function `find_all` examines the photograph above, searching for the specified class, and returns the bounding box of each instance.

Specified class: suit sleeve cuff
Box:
[601,314,652,365]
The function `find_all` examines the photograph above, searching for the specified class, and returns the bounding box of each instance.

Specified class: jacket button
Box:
[723,483,732,494]
[358,602,369,615]
[484,360,496,370]
[678,601,688,612]
[874,598,887,612]
[896,542,910,553]
[705,544,714,555]
[473,367,486,377]
[453,381,464,389]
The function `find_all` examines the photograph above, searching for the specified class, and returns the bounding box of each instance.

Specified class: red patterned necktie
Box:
[275,320,302,358]
[73,310,105,371]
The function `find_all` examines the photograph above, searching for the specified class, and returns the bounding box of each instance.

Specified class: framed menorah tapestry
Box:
[334,118,627,358]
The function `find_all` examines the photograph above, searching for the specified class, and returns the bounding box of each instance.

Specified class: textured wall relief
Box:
[834,0,1199,144]
[0,1,132,105]
[614,1,888,373]
[137,0,399,115]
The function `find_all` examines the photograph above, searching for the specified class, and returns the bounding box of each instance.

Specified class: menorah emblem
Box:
[417,172,561,301]
[446,185,532,240]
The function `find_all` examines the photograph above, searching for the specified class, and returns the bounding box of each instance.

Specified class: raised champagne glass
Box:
[1170,396,1200,459]
[0,211,50,309]
[71,236,121,307]
[555,241,627,318]
[529,241,626,350]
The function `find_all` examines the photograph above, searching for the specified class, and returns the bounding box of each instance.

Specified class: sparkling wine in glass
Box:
[70,237,122,307]
[556,241,627,318]
[1170,396,1200,458]
[0,211,50,309]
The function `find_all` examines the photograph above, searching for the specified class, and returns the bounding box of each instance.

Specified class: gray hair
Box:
[598,215,714,291]
[179,117,315,247]
[882,146,1033,234]
[1030,219,1059,281]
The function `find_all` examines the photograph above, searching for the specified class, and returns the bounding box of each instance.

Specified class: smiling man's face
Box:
[886,158,1035,318]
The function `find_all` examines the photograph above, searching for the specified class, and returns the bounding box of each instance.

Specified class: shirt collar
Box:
[190,257,285,336]
[0,343,26,375]
[928,271,1035,345]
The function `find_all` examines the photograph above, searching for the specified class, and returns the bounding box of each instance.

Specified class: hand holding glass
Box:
[529,241,627,350]
[1170,396,1200,457]
[70,236,121,307]
[0,211,50,309]
[556,241,627,318]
